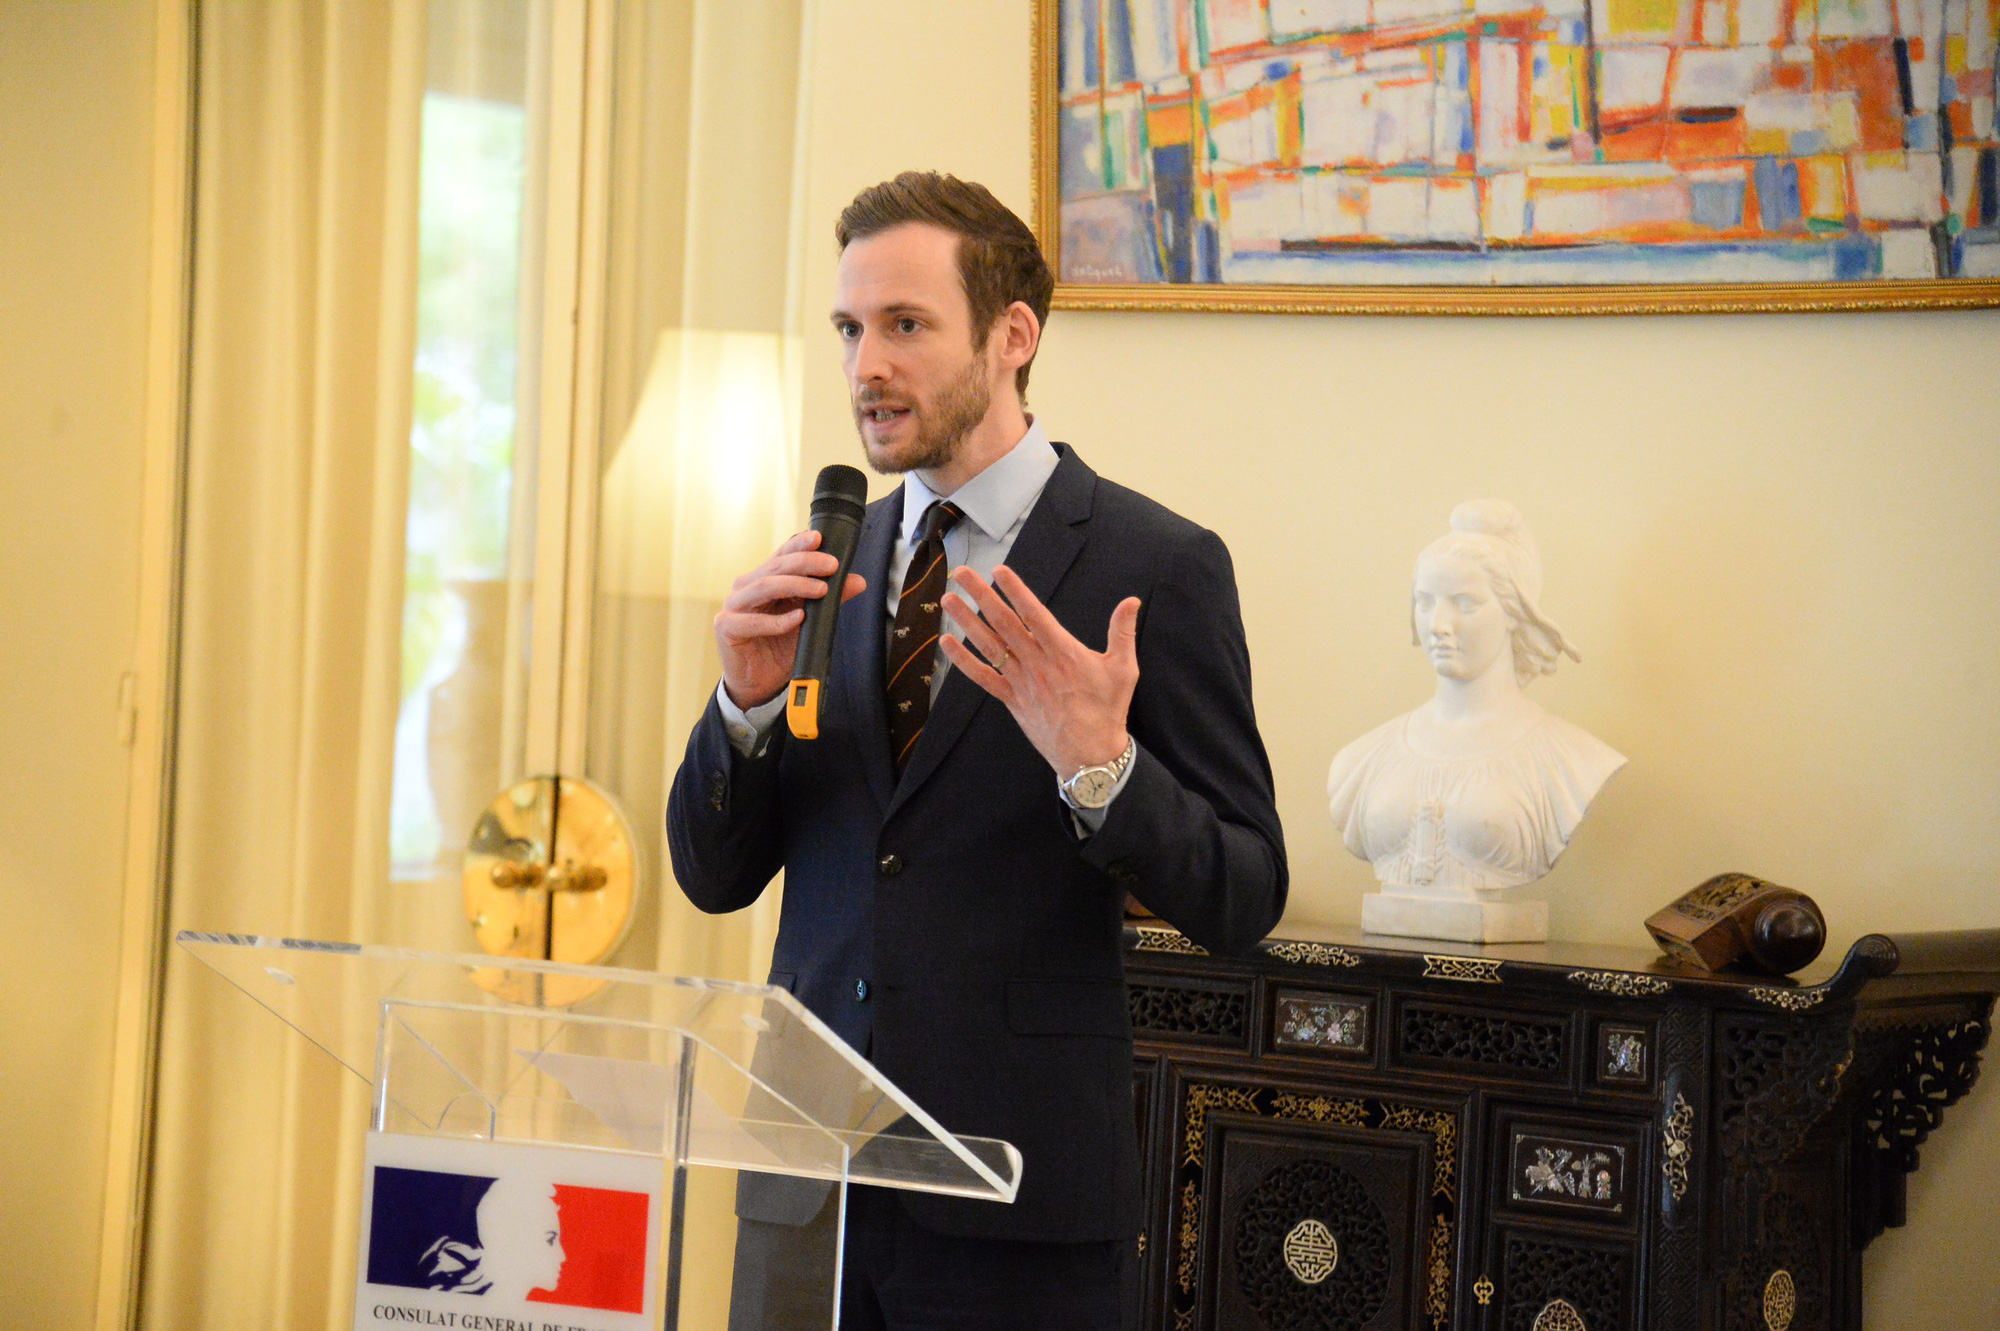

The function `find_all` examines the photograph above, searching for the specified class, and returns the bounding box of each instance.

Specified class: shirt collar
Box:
[899,418,1059,544]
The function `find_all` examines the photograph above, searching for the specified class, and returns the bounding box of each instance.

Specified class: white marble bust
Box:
[1327,500,1625,942]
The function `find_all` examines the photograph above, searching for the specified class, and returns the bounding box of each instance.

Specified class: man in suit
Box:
[667,172,1286,1329]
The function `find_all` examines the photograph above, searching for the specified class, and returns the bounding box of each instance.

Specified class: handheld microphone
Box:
[787,464,869,739]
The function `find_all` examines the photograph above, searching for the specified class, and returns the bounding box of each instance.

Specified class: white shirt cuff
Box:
[716,681,786,756]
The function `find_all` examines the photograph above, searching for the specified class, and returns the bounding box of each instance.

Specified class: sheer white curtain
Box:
[143,2,425,1324]
[589,0,813,990]
[583,6,817,1320]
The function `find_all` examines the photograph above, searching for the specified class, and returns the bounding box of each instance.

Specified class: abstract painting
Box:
[1033,0,2000,310]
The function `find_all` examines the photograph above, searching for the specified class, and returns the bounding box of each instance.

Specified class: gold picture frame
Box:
[1029,0,2000,315]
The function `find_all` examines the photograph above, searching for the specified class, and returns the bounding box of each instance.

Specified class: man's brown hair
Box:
[835,172,1054,396]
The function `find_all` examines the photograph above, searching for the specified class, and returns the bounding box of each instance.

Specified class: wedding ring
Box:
[991,648,1011,674]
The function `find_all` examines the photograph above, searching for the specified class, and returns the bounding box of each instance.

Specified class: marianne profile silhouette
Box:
[420,1175,565,1298]
[368,1168,563,1300]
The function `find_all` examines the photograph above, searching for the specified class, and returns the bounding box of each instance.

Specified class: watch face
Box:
[1072,769,1115,807]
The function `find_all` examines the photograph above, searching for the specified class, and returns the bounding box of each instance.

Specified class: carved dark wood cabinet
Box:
[1121,924,2000,1331]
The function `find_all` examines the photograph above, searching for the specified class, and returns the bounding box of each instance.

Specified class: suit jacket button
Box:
[877,854,903,877]
[854,979,870,1001]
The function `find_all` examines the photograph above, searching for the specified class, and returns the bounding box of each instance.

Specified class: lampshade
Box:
[598,328,803,601]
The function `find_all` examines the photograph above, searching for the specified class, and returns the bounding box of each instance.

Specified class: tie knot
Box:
[921,500,964,544]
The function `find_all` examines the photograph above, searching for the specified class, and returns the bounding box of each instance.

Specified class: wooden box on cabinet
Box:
[1122,925,1999,1331]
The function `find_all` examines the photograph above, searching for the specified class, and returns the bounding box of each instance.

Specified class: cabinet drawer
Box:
[1393,998,1571,1085]
[1129,976,1253,1050]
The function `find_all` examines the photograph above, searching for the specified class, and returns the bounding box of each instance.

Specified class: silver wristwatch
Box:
[1059,737,1137,811]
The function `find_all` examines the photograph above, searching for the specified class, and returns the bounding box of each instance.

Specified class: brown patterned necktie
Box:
[887,500,963,772]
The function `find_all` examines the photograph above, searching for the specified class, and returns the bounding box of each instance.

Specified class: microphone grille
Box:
[811,464,869,513]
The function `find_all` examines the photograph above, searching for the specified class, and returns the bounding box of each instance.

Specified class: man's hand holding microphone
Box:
[715,463,1138,775]
[713,527,868,711]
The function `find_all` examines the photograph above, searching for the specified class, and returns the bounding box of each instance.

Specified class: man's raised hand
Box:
[938,565,1139,777]
[715,530,867,710]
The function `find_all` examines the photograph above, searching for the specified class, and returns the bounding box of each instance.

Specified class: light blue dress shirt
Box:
[883,416,1060,665]
[716,420,1131,827]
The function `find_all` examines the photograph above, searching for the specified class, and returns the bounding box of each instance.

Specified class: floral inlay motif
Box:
[1423,954,1504,983]
[1522,1145,1616,1201]
[1661,1092,1695,1202]
[1567,968,1672,997]
[1271,1093,1369,1126]
[1135,925,1208,956]
[1266,940,1363,967]
[1748,987,1826,1012]
[1275,992,1369,1051]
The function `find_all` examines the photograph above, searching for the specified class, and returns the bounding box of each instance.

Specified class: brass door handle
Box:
[463,776,636,992]
[488,859,608,893]
[545,860,608,893]
[490,860,547,890]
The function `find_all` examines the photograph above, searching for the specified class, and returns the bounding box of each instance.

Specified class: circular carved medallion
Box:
[1282,1219,1340,1284]
[1534,1298,1589,1331]
[1231,1159,1390,1329]
[1763,1269,1797,1331]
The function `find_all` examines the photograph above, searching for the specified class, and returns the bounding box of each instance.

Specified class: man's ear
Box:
[994,300,1040,377]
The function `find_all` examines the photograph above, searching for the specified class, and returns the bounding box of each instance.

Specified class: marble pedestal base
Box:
[1360,892,1548,943]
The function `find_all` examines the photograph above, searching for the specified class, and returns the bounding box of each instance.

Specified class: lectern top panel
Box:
[176,931,1020,1203]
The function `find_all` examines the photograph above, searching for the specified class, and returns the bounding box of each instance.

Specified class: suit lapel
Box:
[884,446,1096,822]
[835,488,901,814]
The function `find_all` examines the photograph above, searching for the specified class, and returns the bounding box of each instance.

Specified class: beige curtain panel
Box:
[592,0,811,994]
[145,1,425,1324]
[143,1,815,1324]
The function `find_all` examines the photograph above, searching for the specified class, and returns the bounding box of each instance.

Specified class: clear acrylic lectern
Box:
[178,932,1021,1331]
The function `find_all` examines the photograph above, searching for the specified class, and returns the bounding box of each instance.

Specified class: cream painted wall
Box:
[793,2,2000,1324]
[0,1,159,1324]
[2,3,1990,1326]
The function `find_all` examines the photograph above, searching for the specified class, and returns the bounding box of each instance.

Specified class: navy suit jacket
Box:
[666,445,1286,1242]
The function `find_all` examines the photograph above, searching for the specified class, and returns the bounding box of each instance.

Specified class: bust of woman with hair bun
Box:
[1327,500,1625,943]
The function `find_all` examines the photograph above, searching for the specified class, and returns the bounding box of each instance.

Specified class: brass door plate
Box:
[463,776,636,991]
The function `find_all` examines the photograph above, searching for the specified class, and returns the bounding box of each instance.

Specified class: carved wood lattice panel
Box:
[1500,1232,1629,1331]
[1131,982,1250,1045]
[1232,1158,1392,1328]
[1397,1002,1567,1080]
[1724,1192,1827,1331]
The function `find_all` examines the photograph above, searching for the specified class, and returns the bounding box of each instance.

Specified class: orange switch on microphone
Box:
[786,678,821,740]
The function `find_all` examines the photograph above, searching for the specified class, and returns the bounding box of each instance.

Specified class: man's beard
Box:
[853,352,992,475]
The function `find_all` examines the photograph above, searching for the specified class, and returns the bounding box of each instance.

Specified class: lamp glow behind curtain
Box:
[589,0,812,993]
[143,2,424,1325]
[583,7,816,1318]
